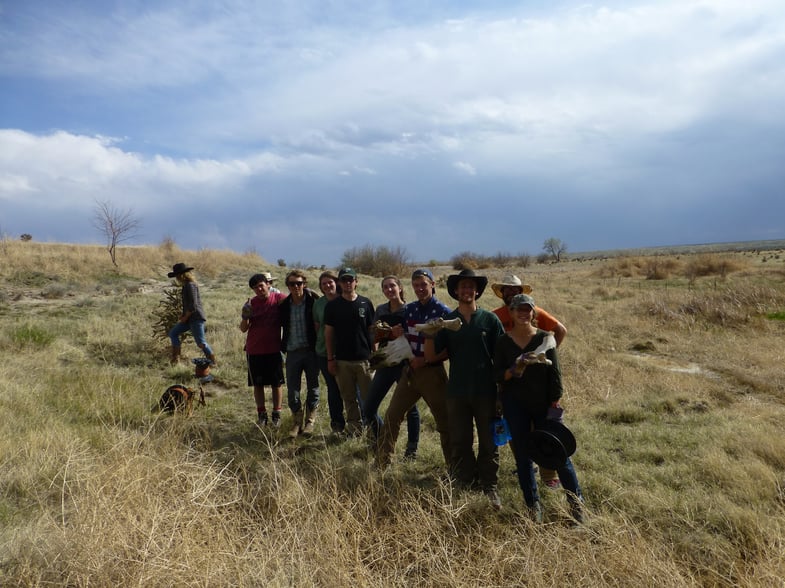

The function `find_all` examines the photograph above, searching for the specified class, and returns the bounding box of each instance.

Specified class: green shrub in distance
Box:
[12,325,55,347]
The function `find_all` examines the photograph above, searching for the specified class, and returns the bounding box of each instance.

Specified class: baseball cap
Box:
[411,268,434,281]
[509,293,536,309]
[337,267,357,279]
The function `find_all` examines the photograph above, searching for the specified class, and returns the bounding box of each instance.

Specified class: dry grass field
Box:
[1,240,784,587]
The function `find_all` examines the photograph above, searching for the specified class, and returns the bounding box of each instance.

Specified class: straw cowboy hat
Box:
[167,262,194,278]
[446,269,488,300]
[490,273,533,299]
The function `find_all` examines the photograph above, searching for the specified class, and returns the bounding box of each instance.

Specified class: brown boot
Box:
[289,411,304,438]
[302,407,317,436]
[169,345,181,366]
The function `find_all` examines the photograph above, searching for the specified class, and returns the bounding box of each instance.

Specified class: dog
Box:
[157,384,203,416]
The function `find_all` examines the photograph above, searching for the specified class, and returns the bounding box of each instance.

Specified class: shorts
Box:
[247,353,285,387]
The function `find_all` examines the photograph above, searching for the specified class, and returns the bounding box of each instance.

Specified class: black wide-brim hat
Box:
[168,262,194,278]
[527,420,577,470]
[446,269,488,301]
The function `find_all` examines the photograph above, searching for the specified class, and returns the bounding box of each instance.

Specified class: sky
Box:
[1,0,784,267]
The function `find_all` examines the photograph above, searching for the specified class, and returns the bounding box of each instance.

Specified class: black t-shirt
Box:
[324,295,375,360]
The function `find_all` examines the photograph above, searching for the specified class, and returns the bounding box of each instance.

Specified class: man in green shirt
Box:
[425,269,505,510]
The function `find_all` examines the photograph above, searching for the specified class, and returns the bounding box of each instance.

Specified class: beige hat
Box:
[491,273,533,299]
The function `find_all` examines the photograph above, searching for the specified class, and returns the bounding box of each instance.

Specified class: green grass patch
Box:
[10,324,55,347]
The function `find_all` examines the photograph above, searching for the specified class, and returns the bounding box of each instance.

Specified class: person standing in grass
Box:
[167,263,217,366]
[313,270,350,434]
[363,275,420,459]
[491,273,567,489]
[324,267,375,437]
[377,268,451,469]
[425,269,505,510]
[280,269,321,438]
[494,293,584,523]
[240,272,287,427]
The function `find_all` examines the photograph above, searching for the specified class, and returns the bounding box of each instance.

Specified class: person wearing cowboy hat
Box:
[494,293,584,523]
[491,273,567,346]
[424,269,505,510]
[166,263,217,366]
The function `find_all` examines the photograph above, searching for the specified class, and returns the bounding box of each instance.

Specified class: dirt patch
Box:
[624,352,722,379]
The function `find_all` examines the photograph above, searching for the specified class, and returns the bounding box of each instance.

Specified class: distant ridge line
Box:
[572,238,785,259]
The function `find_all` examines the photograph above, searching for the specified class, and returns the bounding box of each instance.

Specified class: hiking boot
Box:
[257,411,268,426]
[485,488,502,511]
[290,411,304,438]
[528,501,544,523]
[169,345,181,366]
[271,411,281,428]
[403,448,417,462]
[302,407,317,436]
[568,496,585,525]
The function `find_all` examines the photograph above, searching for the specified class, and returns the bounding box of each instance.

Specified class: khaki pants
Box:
[377,363,450,466]
[335,360,372,435]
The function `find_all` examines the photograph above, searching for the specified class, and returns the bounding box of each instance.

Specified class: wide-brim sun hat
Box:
[491,273,533,299]
[526,420,577,470]
[446,269,488,300]
[168,262,194,278]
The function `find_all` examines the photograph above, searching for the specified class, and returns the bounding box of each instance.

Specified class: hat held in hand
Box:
[526,420,576,470]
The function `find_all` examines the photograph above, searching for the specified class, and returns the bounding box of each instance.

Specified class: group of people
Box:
[166,262,584,523]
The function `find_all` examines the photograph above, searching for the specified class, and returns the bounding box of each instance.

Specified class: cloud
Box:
[1,0,784,264]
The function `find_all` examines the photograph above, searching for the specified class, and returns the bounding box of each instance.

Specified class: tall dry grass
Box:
[1,245,785,586]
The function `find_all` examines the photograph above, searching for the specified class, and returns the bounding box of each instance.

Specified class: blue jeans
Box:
[502,396,582,507]
[285,348,320,413]
[168,320,213,357]
[364,363,419,453]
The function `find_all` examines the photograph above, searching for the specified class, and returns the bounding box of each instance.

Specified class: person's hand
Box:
[390,325,404,339]
[241,298,252,320]
[547,402,564,422]
[409,356,428,370]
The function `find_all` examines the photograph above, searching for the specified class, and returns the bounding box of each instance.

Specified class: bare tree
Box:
[91,199,141,266]
[542,237,567,262]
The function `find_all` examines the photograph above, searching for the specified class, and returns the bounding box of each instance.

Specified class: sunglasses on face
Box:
[340,276,355,283]
[288,281,305,287]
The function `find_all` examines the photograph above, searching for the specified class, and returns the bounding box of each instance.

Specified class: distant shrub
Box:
[20,233,32,242]
[12,324,55,347]
[42,283,68,299]
[683,255,744,281]
[159,236,178,256]
[341,245,411,277]
[643,257,681,280]
[450,251,479,270]
[277,259,286,267]
[517,253,531,268]
[489,251,515,267]
[536,253,550,264]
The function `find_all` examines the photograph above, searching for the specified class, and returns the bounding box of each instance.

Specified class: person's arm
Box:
[535,307,567,346]
[552,321,567,347]
[324,324,338,375]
